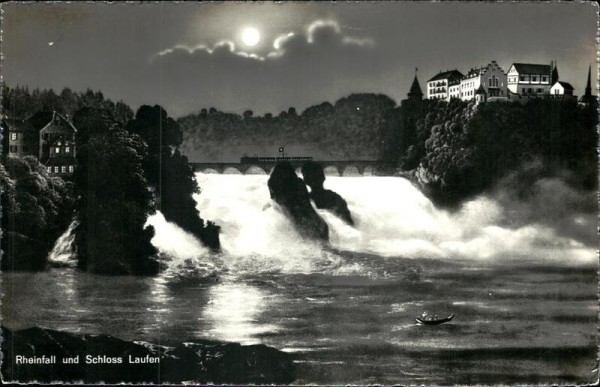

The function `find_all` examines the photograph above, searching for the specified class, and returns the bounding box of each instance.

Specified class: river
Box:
[2,173,597,384]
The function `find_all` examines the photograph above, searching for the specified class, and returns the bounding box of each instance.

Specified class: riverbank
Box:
[1,325,294,384]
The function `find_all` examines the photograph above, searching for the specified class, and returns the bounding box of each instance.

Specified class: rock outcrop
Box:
[267,162,329,240]
[301,162,354,225]
[1,326,294,384]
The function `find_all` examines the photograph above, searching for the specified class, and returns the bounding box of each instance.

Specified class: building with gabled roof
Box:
[550,81,574,96]
[507,62,554,96]
[39,111,77,176]
[427,70,463,101]
[460,61,507,101]
[4,117,39,158]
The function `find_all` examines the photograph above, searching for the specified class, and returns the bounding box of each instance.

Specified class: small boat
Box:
[415,314,454,325]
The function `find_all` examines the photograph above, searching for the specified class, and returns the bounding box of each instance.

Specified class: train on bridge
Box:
[240,156,313,164]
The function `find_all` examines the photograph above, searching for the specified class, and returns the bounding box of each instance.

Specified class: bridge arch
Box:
[223,167,242,175]
[342,166,360,176]
[324,165,341,176]
[244,165,268,175]
[200,168,220,174]
[363,166,377,176]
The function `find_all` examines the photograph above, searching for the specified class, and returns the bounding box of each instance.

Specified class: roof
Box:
[428,70,463,82]
[554,81,574,91]
[408,75,423,96]
[40,111,77,134]
[511,63,552,75]
[475,85,487,95]
[3,118,36,132]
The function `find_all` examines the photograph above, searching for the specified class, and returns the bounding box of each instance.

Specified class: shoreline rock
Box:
[1,326,295,384]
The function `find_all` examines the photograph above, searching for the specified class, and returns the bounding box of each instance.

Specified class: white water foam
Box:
[48,220,79,267]
[147,173,596,276]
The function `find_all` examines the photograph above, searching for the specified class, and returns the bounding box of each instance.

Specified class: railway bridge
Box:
[189,158,384,176]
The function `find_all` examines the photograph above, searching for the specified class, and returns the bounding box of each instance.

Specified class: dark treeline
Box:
[396,98,598,206]
[2,85,133,125]
[1,85,220,274]
[0,156,74,271]
[179,94,398,162]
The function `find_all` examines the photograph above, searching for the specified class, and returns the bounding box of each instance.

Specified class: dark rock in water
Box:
[0,232,49,271]
[1,326,294,384]
[267,162,329,240]
[301,162,354,226]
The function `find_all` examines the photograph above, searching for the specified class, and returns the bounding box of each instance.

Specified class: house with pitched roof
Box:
[39,111,77,176]
[507,62,554,96]
[427,70,463,101]
[4,118,39,158]
[550,81,574,97]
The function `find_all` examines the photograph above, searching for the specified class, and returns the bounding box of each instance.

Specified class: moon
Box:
[242,27,260,47]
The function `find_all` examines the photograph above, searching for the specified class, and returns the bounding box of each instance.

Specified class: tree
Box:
[73,108,159,275]
[126,105,221,251]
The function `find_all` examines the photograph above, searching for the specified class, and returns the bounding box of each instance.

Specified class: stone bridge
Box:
[189,160,384,176]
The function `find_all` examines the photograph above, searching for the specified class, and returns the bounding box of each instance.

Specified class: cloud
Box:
[306,19,341,43]
[143,19,384,117]
[154,19,375,62]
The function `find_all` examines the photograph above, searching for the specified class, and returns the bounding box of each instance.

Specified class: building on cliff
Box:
[426,70,463,101]
[38,111,77,176]
[550,81,575,98]
[4,118,39,158]
[507,62,554,96]
[460,61,508,101]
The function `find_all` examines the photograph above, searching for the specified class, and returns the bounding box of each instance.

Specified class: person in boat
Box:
[421,311,429,320]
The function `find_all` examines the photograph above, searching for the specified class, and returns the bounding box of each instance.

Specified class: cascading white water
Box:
[146,173,596,277]
[48,220,79,267]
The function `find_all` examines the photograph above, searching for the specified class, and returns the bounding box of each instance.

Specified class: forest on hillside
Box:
[178,94,399,162]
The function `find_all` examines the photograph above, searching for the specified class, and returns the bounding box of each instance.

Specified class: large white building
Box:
[507,62,555,96]
[427,70,463,101]
[460,61,507,101]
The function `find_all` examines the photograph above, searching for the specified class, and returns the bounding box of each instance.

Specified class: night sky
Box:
[2,2,597,117]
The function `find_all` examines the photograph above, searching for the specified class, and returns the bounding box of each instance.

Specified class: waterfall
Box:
[146,173,596,278]
[48,220,79,267]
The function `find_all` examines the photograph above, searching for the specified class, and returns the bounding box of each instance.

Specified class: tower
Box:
[551,60,559,84]
[579,64,597,105]
[407,68,423,100]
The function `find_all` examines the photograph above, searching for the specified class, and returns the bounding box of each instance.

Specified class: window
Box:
[10,132,17,141]
[68,165,74,173]
[537,88,542,93]
[61,166,67,173]
[520,76,525,81]
[57,141,62,146]
[54,166,59,173]
[532,76,537,82]
[47,166,52,173]
[65,147,70,153]
[542,76,547,82]
[528,88,532,93]
[55,147,60,154]
[554,89,559,95]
